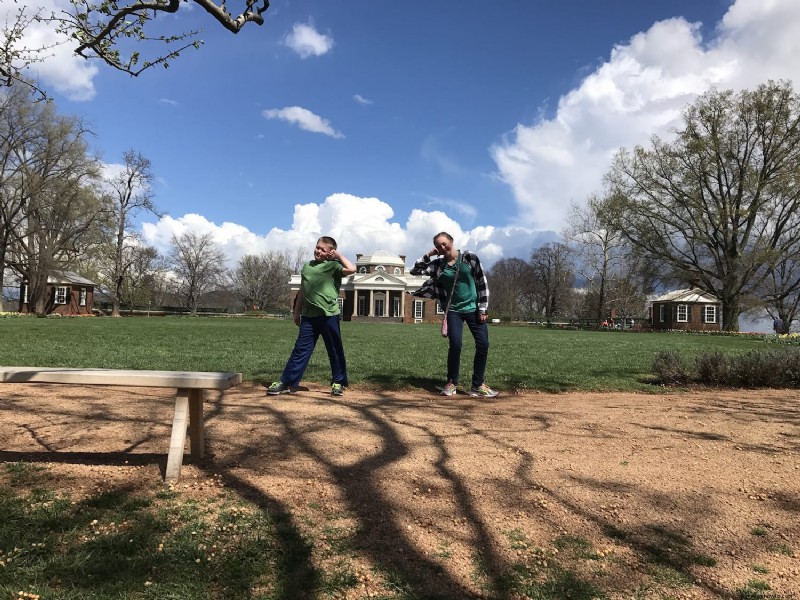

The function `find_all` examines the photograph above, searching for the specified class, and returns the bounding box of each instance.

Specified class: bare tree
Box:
[486,257,535,321]
[168,231,226,315]
[607,81,800,330]
[230,251,295,312]
[119,245,165,313]
[529,242,574,321]
[2,0,271,96]
[563,196,631,323]
[103,150,159,316]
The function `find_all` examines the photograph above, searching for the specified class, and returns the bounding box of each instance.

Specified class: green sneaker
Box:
[469,384,499,398]
[331,383,344,396]
[267,381,292,396]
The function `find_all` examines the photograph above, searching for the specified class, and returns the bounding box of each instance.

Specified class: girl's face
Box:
[314,241,334,261]
[434,235,454,257]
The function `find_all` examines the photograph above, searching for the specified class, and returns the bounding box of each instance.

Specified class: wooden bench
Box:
[0,367,242,482]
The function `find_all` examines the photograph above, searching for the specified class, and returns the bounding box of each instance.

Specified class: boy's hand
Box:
[327,248,339,261]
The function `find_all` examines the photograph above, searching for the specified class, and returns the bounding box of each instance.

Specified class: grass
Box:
[0,463,325,600]
[0,316,782,392]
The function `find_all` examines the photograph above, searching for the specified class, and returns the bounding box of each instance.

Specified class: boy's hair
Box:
[433,231,453,244]
[318,236,338,249]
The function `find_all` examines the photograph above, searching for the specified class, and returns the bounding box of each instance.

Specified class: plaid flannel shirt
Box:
[409,250,490,313]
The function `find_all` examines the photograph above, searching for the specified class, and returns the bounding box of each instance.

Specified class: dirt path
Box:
[1,382,799,598]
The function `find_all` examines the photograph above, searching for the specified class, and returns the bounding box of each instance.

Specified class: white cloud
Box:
[283,22,334,58]
[159,98,178,106]
[1,0,98,100]
[262,106,344,138]
[353,94,373,105]
[139,194,542,270]
[491,0,800,232]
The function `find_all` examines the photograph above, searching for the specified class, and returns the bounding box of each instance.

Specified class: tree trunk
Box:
[721,297,740,332]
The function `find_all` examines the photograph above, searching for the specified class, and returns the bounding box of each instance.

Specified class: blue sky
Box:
[9,0,800,271]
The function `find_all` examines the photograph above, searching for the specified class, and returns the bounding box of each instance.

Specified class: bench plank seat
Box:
[0,367,243,482]
[0,367,241,389]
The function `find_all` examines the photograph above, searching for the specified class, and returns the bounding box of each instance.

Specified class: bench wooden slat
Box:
[0,367,241,389]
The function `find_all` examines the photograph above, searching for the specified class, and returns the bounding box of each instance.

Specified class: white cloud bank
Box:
[491,0,800,231]
[144,0,800,271]
[141,193,555,270]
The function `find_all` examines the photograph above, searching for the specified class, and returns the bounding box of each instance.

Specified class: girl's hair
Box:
[318,236,338,249]
[433,231,453,244]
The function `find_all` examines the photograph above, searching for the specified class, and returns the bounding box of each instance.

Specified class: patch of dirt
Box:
[1,382,799,598]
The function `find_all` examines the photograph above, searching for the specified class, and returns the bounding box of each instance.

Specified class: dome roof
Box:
[356,250,405,266]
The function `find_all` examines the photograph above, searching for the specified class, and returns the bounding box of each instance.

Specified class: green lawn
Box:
[0,316,780,392]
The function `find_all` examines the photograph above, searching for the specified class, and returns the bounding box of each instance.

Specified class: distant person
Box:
[773,317,784,335]
[410,231,499,398]
[267,236,356,397]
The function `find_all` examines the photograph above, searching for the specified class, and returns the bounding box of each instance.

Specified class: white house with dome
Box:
[288,250,442,323]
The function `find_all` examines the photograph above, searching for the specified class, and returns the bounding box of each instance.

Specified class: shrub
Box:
[652,350,689,386]
[655,348,800,388]
[694,351,730,385]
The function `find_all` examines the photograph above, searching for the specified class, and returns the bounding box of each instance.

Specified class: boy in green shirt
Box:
[267,236,356,396]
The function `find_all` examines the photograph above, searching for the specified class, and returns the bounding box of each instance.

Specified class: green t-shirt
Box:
[439,253,477,313]
[300,259,344,317]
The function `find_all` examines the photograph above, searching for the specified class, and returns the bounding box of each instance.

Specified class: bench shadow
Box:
[0,449,166,472]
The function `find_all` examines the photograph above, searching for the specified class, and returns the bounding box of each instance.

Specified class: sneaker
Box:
[440,382,457,396]
[266,381,292,396]
[331,383,344,396]
[469,384,499,398]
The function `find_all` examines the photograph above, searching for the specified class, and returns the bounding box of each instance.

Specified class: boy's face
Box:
[314,241,335,261]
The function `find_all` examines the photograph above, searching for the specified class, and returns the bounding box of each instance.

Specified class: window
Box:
[79,288,87,307]
[704,305,717,323]
[357,296,367,316]
[55,286,69,305]
[658,305,664,322]
[375,276,384,282]
[414,300,423,320]
[676,304,688,323]
[337,297,344,314]
[375,265,385,272]
[393,297,401,317]
[358,266,367,274]
[374,298,385,316]
[394,267,401,275]
[436,304,444,315]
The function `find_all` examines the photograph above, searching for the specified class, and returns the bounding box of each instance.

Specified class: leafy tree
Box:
[2,0,271,97]
[0,85,106,315]
[607,81,800,330]
[168,230,226,315]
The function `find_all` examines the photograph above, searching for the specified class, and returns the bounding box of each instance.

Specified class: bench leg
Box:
[165,389,190,482]
[188,389,204,459]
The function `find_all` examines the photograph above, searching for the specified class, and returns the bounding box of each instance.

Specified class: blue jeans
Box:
[446,310,490,389]
[280,315,348,387]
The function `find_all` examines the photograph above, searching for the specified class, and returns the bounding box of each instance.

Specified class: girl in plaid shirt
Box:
[410,232,499,398]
